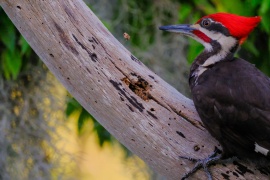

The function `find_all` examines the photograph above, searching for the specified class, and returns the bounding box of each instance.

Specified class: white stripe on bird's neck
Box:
[199,27,237,67]
[192,26,238,81]
[190,25,238,85]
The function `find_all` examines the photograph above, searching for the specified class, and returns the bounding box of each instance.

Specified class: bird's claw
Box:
[180,149,222,180]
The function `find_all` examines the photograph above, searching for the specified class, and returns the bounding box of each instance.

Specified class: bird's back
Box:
[190,57,270,164]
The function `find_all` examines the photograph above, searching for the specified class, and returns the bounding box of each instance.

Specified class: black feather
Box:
[190,57,270,166]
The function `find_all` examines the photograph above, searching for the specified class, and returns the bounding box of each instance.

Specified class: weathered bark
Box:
[0,0,268,179]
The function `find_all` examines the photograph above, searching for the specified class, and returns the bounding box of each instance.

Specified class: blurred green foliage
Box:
[66,97,111,146]
[1,0,270,148]
[177,0,270,75]
[0,8,31,79]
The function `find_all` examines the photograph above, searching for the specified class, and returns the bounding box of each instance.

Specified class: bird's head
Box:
[159,13,261,52]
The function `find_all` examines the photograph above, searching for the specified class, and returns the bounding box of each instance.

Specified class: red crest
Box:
[197,13,261,44]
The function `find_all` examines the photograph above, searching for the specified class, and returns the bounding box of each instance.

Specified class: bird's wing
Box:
[193,58,270,158]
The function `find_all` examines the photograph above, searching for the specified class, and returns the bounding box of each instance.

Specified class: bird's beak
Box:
[159,24,195,36]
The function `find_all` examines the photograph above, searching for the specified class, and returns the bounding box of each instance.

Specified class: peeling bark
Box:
[1,0,269,179]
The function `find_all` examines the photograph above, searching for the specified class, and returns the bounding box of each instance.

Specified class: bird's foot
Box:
[180,149,222,180]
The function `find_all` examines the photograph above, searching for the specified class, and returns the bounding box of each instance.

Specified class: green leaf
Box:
[19,35,30,55]
[65,98,82,117]
[242,41,259,57]
[250,0,261,8]
[77,109,92,134]
[260,14,270,33]
[259,0,270,14]
[93,121,111,146]
[102,21,111,31]
[0,12,16,53]
[2,49,22,79]
[2,53,10,80]
[178,4,192,23]
[217,1,252,15]
[194,0,216,14]
[187,40,204,64]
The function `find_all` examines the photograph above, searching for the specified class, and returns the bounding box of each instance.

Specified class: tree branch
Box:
[1,0,268,179]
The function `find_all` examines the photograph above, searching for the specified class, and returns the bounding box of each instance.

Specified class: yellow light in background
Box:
[55,108,150,180]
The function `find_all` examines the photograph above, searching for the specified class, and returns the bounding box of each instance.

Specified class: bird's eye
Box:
[201,19,211,27]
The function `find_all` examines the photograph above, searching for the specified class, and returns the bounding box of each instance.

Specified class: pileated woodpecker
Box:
[160,13,270,179]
